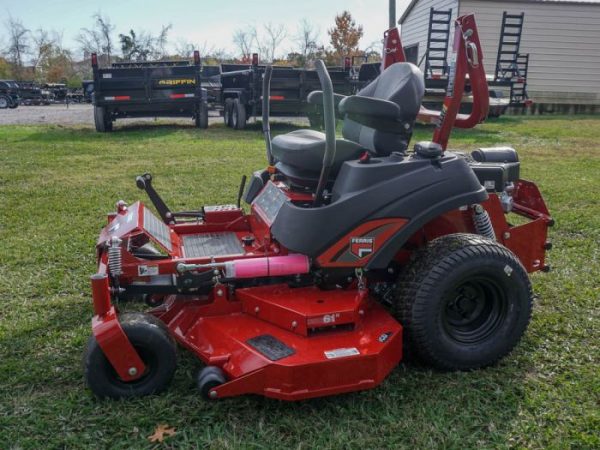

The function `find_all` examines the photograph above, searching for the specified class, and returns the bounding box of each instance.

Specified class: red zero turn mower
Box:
[84,14,553,401]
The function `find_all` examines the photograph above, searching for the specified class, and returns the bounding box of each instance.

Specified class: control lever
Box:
[135,173,174,224]
[237,175,247,209]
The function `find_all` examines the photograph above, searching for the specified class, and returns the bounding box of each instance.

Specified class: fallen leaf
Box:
[148,424,176,443]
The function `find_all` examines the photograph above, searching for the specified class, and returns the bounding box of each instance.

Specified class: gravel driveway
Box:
[0,104,308,128]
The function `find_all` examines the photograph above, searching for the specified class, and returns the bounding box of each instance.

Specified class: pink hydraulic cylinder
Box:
[224,254,310,279]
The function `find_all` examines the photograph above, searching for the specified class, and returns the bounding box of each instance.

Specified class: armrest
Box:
[338,95,405,133]
[338,95,401,119]
[307,90,346,110]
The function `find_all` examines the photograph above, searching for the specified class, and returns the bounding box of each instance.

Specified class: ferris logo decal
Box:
[350,237,374,258]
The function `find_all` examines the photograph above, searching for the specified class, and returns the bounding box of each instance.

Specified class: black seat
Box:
[271,63,425,184]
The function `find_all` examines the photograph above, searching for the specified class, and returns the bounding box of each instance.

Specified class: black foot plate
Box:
[246,334,295,361]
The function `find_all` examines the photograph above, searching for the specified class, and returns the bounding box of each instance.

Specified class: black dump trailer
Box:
[0,80,20,109]
[17,81,49,105]
[91,51,208,132]
[219,54,353,129]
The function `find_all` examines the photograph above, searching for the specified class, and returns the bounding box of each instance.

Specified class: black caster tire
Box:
[223,98,233,127]
[395,233,532,371]
[197,366,226,400]
[84,312,176,399]
[144,294,166,308]
[232,98,246,130]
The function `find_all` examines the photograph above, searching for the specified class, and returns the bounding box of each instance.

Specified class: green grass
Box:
[0,116,599,449]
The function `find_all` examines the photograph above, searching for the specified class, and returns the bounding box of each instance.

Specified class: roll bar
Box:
[313,60,336,207]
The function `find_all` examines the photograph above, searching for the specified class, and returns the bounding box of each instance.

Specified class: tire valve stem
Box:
[472,204,496,240]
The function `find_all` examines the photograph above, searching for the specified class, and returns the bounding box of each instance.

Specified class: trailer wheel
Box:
[0,96,9,109]
[84,312,177,399]
[195,102,209,129]
[224,98,233,127]
[308,112,324,130]
[394,233,532,370]
[94,106,112,132]
[232,98,247,130]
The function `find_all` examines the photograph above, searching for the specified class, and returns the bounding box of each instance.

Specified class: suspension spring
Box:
[472,204,496,240]
[107,236,123,276]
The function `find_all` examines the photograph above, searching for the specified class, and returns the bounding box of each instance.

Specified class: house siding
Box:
[459,0,600,104]
[400,0,459,71]
[401,0,600,105]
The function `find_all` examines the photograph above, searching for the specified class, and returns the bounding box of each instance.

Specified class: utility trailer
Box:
[16,81,55,106]
[91,51,208,132]
[219,54,354,129]
[0,80,20,109]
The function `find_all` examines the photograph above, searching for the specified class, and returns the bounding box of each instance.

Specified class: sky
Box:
[1,0,411,58]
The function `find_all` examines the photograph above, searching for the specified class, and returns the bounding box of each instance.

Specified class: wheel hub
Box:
[442,277,508,344]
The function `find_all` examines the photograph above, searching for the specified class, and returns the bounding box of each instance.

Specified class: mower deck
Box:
[152,285,403,400]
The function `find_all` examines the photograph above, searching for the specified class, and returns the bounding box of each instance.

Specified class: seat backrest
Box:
[342,63,425,155]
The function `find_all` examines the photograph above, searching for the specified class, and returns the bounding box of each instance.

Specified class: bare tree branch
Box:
[232,28,253,61]
[5,16,30,78]
[262,22,287,62]
[293,19,320,67]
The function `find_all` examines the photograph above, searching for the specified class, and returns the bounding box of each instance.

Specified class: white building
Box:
[399,0,600,110]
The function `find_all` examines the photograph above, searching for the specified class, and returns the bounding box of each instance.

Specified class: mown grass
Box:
[0,116,598,449]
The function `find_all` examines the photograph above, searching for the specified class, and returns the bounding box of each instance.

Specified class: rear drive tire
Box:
[84,312,177,399]
[394,233,532,370]
[232,98,246,130]
[0,96,9,109]
[223,98,233,127]
[8,102,18,109]
[195,102,209,129]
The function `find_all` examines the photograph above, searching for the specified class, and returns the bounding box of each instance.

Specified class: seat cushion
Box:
[272,129,364,174]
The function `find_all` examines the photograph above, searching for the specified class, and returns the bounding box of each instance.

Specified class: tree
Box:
[76,13,114,65]
[119,25,171,61]
[232,29,253,62]
[293,19,321,67]
[5,17,30,79]
[262,23,287,62]
[155,24,172,59]
[30,29,55,79]
[328,11,363,58]
[94,14,115,63]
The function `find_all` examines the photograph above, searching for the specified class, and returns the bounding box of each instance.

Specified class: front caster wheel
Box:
[84,312,176,399]
[395,233,533,370]
[197,366,226,399]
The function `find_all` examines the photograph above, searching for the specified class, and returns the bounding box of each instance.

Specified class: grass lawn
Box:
[0,116,598,449]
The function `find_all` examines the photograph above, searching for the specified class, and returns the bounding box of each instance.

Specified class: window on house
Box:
[403,44,419,65]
